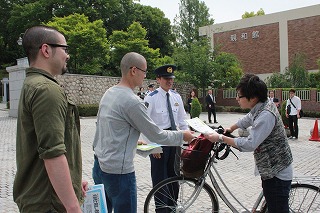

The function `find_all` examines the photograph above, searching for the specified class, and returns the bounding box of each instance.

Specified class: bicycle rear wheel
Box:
[144,176,219,213]
[260,183,320,212]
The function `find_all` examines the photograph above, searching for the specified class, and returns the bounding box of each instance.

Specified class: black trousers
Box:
[207,106,217,123]
[288,115,298,138]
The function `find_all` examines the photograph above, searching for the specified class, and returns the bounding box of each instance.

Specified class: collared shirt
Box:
[14,67,83,212]
[286,95,301,115]
[144,87,188,130]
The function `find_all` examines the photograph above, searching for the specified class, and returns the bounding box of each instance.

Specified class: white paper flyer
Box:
[185,117,215,134]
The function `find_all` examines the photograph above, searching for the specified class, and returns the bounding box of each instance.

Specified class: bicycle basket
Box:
[181,134,214,178]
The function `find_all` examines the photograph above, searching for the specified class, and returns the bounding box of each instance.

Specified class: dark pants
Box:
[150,146,179,213]
[207,106,217,123]
[262,176,291,213]
[288,115,298,138]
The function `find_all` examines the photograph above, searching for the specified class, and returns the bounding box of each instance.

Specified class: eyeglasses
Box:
[130,66,148,74]
[236,94,245,99]
[39,43,69,53]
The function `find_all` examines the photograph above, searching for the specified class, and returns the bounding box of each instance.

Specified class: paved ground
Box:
[1,102,320,212]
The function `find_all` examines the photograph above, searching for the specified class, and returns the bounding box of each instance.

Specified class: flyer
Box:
[185,117,215,134]
[81,184,108,213]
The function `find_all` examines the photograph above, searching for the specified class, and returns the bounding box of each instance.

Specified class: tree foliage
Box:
[1,0,174,71]
[109,22,169,77]
[46,14,110,75]
[213,52,243,88]
[133,4,174,56]
[190,97,202,118]
[266,52,311,88]
[174,39,215,94]
[173,0,214,47]
[242,8,265,19]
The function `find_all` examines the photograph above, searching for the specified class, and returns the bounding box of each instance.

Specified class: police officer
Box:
[144,65,189,212]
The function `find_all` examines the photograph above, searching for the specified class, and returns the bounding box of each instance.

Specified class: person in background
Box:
[187,90,197,118]
[144,65,189,212]
[286,89,302,139]
[268,90,280,108]
[92,53,195,213]
[145,84,155,96]
[13,25,88,213]
[205,89,218,123]
[204,74,293,213]
[137,87,145,100]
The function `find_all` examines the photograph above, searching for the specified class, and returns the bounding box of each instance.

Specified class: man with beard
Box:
[13,25,88,213]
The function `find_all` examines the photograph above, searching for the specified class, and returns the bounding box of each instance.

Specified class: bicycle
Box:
[144,127,320,212]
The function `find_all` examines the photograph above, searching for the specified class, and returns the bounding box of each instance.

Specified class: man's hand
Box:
[182,130,196,143]
[152,153,161,159]
[82,180,89,197]
[137,140,147,145]
[204,131,219,142]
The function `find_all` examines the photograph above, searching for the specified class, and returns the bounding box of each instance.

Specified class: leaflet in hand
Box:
[185,117,215,134]
[81,184,108,213]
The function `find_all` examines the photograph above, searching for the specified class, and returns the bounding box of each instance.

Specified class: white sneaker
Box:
[288,136,293,139]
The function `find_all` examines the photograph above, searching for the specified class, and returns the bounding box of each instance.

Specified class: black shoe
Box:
[214,121,218,123]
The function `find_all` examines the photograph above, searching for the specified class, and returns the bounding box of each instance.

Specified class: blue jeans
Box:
[92,157,137,213]
[262,176,291,213]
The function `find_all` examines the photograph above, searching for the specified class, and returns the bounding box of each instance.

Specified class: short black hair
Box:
[289,89,295,93]
[22,25,63,63]
[236,74,268,102]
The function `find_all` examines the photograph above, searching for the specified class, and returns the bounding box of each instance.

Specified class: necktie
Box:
[166,93,176,130]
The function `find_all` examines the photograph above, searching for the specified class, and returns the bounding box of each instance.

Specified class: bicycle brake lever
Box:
[230,149,239,160]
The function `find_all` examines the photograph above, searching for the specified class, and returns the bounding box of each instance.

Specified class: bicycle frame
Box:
[183,144,265,212]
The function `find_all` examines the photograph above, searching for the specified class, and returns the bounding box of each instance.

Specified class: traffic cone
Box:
[309,119,320,141]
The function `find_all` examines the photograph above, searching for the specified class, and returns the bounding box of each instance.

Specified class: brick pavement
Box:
[1,103,320,212]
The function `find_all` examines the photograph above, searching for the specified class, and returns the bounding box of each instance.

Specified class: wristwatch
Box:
[218,134,223,142]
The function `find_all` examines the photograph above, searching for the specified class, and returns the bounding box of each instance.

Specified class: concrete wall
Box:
[6,58,28,117]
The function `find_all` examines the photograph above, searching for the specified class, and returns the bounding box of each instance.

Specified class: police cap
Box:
[154,65,177,78]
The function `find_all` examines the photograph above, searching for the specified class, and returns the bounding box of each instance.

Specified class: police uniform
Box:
[144,65,189,209]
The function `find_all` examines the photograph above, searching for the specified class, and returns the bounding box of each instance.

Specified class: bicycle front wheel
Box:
[289,183,320,212]
[144,176,219,213]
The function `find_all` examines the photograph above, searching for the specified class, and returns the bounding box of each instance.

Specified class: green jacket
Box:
[13,68,83,212]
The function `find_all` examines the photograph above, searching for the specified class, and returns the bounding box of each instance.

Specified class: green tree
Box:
[173,0,214,47]
[46,13,110,75]
[172,0,215,94]
[133,4,174,56]
[190,97,202,118]
[108,22,162,77]
[286,53,309,88]
[266,52,310,88]
[242,8,265,19]
[174,39,215,95]
[213,52,243,88]
[265,72,291,88]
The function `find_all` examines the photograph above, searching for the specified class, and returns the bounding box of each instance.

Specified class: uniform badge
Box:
[174,102,179,106]
[167,67,173,73]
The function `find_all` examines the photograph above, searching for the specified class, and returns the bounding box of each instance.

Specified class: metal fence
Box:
[222,89,314,101]
[223,89,237,99]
